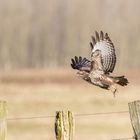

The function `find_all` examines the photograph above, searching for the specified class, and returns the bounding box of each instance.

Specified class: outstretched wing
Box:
[71,56,91,72]
[90,31,116,74]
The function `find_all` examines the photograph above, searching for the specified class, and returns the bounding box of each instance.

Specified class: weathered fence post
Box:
[55,111,74,140]
[128,100,140,140]
[0,101,7,140]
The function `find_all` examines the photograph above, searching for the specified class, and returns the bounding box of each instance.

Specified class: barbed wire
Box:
[7,110,129,121]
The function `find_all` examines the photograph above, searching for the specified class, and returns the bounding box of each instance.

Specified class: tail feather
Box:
[113,76,129,86]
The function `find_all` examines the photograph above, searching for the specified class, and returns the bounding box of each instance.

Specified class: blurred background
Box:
[0,0,140,140]
[0,0,140,70]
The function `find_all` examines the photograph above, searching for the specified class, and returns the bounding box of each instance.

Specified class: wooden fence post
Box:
[55,111,74,140]
[0,101,7,140]
[128,100,140,140]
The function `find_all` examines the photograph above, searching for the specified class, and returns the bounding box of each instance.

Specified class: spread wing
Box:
[71,56,91,72]
[90,31,116,74]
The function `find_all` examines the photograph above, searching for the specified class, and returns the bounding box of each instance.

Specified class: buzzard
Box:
[71,31,128,96]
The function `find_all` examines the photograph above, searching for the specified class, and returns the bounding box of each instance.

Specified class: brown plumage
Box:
[71,31,129,96]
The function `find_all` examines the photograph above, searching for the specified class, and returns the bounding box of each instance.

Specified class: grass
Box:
[0,69,139,140]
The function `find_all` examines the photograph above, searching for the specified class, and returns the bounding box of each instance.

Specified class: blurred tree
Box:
[0,0,139,70]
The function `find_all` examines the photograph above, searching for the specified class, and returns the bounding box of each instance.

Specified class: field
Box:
[0,69,140,140]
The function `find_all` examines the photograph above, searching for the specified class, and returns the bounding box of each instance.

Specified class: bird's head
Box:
[91,50,101,61]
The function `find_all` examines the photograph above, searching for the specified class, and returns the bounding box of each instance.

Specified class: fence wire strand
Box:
[75,111,129,117]
[7,110,129,121]
[111,136,135,140]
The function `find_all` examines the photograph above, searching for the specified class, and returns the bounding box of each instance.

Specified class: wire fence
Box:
[5,110,135,140]
[7,110,129,121]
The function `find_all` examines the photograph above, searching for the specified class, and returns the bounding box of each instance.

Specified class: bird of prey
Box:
[71,31,128,96]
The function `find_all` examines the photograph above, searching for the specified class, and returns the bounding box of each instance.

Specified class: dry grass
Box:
[0,69,139,140]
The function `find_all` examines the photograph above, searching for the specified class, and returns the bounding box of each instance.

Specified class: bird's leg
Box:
[113,89,116,98]
[109,84,117,97]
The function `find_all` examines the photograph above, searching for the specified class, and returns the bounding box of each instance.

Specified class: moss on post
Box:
[55,111,74,140]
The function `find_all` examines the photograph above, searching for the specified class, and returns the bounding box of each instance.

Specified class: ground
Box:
[0,69,139,140]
